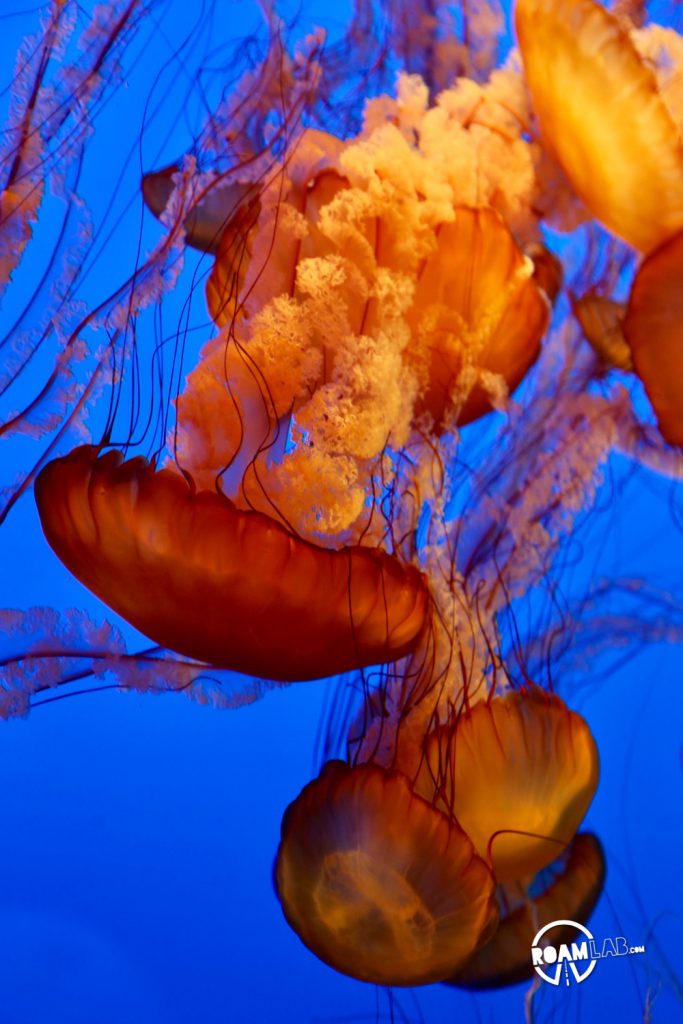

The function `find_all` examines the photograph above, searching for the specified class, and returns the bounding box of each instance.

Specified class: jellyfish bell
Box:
[623,227,683,447]
[141,165,257,255]
[275,760,499,987]
[417,686,599,883]
[401,206,553,428]
[572,291,633,371]
[173,202,556,539]
[526,242,563,307]
[516,0,683,253]
[206,130,348,328]
[34,446,429,681]
[448,832,605,989]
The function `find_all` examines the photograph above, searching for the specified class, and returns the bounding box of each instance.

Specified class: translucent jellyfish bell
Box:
[516,0,683,253]
[402,206,553,428]
[275,761,498,986]
[142,165,256,255]
[418,687,599,883]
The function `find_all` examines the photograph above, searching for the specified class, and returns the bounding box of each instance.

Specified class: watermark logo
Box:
[531,919,646,986]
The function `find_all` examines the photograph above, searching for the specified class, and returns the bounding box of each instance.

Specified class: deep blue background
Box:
[1,2,682,1021]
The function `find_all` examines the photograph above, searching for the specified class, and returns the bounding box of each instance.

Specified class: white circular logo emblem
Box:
[531,919,598,986]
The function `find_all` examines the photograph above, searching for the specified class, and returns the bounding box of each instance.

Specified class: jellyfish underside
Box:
[448,832,606,989]
[198,132,555,428]
[35,446,428,681]
[275,761,499,987]
[165,161,559,546]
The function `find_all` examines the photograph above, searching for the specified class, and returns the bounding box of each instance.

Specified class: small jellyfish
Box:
[35,446,429,680]
[142,165,256,255]
[516,0,683,253]
[417,687,599,882]
[275,760,498,986]
[572,292,633,371]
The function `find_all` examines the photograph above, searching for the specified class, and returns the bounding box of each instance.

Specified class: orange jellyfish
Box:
[162,131,561,544]
[203,155,556,430]
[417,687,599,883]
[34,446,429,681]
[448,832,605,989]
[275,760,498,986]
[516,0,683,254]
[623,228,683,448]
[402,206,555,428]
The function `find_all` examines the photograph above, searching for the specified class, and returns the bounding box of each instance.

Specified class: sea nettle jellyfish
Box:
[416,687,599,882]
[275,760,499,986]
[1,0,683,1017]
[34,444,428,681]
[518,0,683,446]
[448,831,606,989]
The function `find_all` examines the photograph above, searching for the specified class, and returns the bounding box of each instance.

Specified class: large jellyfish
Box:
[1,0,683,1021]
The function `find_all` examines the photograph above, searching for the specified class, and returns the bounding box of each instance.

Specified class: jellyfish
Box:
[448,832,606,989]
[416,687,599,882]
[43,55,563,682]
[34,445,429,680]
[516,0,683,254]
[275,760,499,986]
[623,228,683,447]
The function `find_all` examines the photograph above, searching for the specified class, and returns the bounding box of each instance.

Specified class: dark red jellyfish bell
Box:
[34,447,428,681]
[275,761,499,986]
[448,832,605,989]
[623,228,683,448]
